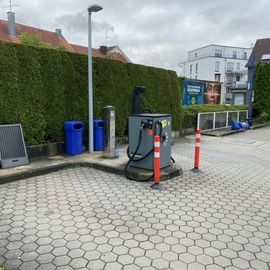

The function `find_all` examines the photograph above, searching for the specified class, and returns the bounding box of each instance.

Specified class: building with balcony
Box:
[179,45,252,105]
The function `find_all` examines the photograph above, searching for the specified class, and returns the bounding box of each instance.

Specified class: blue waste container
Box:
[247,118,253,126]
[64,121,84,155]
[93,119,105,151]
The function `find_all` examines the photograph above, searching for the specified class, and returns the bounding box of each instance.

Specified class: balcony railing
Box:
[225,81,248,88]
[188,53,248,61]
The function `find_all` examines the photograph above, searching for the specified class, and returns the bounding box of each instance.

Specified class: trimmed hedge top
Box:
[0,41,182,145]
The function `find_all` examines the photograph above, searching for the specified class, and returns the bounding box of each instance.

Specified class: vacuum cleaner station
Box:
[124,86,177,184]
[128,113,172,170]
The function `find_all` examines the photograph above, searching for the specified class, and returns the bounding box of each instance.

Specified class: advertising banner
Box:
[204,82,221,104]
[183,80,204,106]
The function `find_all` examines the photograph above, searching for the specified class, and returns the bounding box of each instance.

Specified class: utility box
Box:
[103,106,116,158]
[128,114,172,170]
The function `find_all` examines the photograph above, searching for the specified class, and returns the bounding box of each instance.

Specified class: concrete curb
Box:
[0,160,183,185]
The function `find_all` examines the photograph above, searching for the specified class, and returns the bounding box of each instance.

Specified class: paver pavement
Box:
[0,126,270,270]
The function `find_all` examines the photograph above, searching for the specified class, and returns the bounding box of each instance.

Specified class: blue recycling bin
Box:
[93,119,105,151]
[247,118,253,126]
[64,121,84,155]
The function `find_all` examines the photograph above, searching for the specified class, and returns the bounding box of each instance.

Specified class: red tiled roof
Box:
[70,44,130,63]
[0,19,74,52]
[0,18,130,63]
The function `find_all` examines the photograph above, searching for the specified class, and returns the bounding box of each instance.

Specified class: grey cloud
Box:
[3,0,270,72]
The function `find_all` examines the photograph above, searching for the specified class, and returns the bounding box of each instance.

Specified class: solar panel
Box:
[0,124,29,168]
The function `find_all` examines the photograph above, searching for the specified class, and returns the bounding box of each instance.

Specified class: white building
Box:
[179,45,252,105]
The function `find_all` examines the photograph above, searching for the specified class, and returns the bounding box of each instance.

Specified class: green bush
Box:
[182,104,248,130]
[0,41,182,145]
[20,32,52,49]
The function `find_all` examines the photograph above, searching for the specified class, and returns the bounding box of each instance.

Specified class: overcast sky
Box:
[0,0,269,73]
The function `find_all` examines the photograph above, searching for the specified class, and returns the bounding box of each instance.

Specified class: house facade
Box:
[179,45,252,105]
[0,12,130,63]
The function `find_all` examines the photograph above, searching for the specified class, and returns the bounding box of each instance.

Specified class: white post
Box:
[87,4,103,153]
[226,111,229,127]
[197,113,200,130]
[88,12,94,153]
[213,112,216,130]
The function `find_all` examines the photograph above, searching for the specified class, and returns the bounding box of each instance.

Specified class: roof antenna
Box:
[103,25,113,47]
[1,0,19,12]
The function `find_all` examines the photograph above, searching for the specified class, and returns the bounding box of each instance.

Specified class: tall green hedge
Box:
[254,63,270,116]
[0,41,182,145]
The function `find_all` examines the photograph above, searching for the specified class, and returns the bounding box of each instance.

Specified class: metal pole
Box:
[88,12,94,153]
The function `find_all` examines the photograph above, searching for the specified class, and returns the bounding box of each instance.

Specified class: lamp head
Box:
[88,4,103,13]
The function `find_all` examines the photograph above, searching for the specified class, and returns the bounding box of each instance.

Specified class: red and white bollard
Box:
[193,129,201,172]
[151,135,161,189]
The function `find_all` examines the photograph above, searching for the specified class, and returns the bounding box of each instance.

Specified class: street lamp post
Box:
[88,4,103,153]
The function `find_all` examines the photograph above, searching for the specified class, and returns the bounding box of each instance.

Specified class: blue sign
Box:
[183,80,205,106]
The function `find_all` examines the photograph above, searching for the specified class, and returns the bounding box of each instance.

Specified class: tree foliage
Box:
[254,63,270,116]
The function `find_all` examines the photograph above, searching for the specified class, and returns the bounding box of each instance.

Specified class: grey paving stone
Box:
[70,257,88,268]
[170,260,187,270]
[52,255,71,266]
[152,258,170,269]
[19,261,39,270]
[3,259,23,269]
[86,259,105,270]
[1,128,270,270]
[36,263,56,270]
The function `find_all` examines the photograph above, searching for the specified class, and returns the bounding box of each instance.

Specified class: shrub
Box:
[20,32,52,49]
[0,41,182,145]
[254,63,270,116]
[182,104,248,130]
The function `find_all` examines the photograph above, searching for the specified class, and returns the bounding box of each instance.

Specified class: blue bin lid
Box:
[93,119,104,127]
[64,121,84,130]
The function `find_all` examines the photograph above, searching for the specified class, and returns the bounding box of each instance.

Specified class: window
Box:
[236,75,240,81]
[233,51,237,59]
[195,75,198,80]
[226,74,233,84]
[236,63,240,71]
[215,61,220,72]
[190,64,192,74]
[227,62,234,71]
[215,74,221,82]
[195,63,198,74]
[243,52,247,59]
[215,49,222,57]
[195,52,198,58]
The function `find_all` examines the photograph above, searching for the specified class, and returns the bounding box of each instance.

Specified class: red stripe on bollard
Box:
[194,129,201,170]
[154,135,161,184]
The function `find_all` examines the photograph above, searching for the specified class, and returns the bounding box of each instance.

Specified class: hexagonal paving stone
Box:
[129,247,145,257]
[170,260,187,270]
[36,253,55,264]
[179,253,195,264]
[53,255,71,267]
[188,262,205,270]
[36,263,56,270]
[68,248,85,259]
[70,257,88,268]
[87,259,105,270]
[100,252,118,263]
[214,256,232,268]
[118,254,135,265]
[152,258,170,269]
